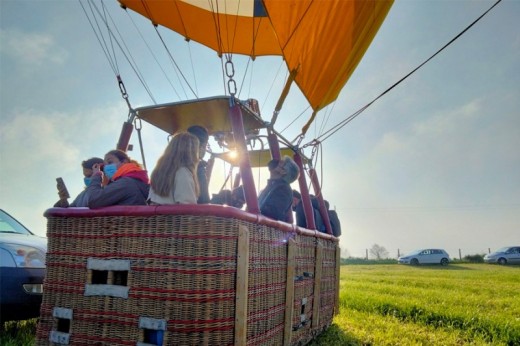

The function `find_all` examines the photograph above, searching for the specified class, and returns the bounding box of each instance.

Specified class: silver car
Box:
[484,246,520,265]
[398,249,450,266]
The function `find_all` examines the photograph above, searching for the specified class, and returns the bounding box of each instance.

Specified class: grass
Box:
[309,263,520,345]
[0,319,37,346]
[2,263,519,345]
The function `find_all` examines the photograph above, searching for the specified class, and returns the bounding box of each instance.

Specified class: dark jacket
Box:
[258,178,292,222]
[87,166,149,208]
[70,189,89,207]
[296,197,341,236]
[196,160,210,204]
[295,197,326,231]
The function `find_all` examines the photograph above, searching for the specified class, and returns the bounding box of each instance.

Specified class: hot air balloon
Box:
[37,1,393,344]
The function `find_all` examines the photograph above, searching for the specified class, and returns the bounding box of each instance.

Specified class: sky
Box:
[1,0,518,259]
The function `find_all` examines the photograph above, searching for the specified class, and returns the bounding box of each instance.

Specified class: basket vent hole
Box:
[57,318,70,333]
[113,270,128,286]
[91,270,108,284]
[143,329,164,346]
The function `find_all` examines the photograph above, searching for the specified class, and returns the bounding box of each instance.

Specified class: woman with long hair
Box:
[148,132,200,204]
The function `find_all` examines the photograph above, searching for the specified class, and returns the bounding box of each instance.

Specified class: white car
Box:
[398,249,450,266]
[484,246,520,265]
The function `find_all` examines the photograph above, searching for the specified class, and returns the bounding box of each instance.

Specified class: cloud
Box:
[0,104,125,235]
[0,29,68,67]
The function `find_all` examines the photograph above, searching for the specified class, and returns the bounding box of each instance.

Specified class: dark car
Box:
[0,209,47,323]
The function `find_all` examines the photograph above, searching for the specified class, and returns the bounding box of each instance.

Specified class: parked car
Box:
[398,249,450,266]
[0,209,47,323]
[484,246,520,265]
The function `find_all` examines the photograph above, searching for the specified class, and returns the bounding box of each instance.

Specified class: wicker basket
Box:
[36,205,339,346]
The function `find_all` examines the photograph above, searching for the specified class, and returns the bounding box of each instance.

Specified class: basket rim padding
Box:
[44,205,338,241]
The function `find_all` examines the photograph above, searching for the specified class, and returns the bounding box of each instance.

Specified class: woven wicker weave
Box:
[36,206,339,346]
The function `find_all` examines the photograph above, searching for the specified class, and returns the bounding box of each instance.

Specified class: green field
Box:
[310,263,520,345]
[2,263,519,345]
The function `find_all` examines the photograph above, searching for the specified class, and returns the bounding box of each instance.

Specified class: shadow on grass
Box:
[307,323,363,346]
[406,264,474,270]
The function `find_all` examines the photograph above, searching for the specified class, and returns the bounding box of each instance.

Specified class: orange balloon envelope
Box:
[118,0,393,113]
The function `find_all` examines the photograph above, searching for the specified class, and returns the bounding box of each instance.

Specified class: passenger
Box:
[210,189,232,205]
[293,190,341,236]
[230,185,246,209]
[293,192,326,231]
[258,156,300,222]
[210,185,246,209]
[187,125,210,204]
[148,132,200,205]
[54,157,105,208]
[292,189,306,227]
[87,150,150,208]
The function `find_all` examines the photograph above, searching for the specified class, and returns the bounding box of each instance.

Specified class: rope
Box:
[154,26,197,99]
[81,0,157,103]
[124,9,181,100]
[280,105,310,134]
[79,0,118,74]
[261,61,286,116]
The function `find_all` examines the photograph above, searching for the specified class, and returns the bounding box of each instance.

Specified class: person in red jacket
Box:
[87,150,149,208]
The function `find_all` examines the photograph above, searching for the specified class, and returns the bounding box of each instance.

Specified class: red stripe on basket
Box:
[251,238,291,245]
[132,267,235,274]
[247,303,285,323]
[166,324,234,333]
[249,267,285,273]
[250,256,287,261]
[76,309,137,319]
[248,323,285,346]
[45,261,85,269]
[251,281,286,290]
[43,282,236,302]
[68,333,135,345]
[166,317,234,324]
[44,280,83,287]
[132,286,235,295]
[47,251,236,261]
[248,285,286,297]
[75,315,136,326]
[128,292,235,302]
[49,233,237,240]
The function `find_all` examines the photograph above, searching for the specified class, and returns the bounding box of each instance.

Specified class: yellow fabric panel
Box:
[135,97,266,135]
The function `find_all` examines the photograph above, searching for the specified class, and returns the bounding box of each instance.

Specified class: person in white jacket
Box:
[148,132,200,204]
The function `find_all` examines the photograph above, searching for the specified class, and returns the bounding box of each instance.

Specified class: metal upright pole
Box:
[229,103,259,213]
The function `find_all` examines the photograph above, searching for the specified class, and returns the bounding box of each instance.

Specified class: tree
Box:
[369,244,389,260]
